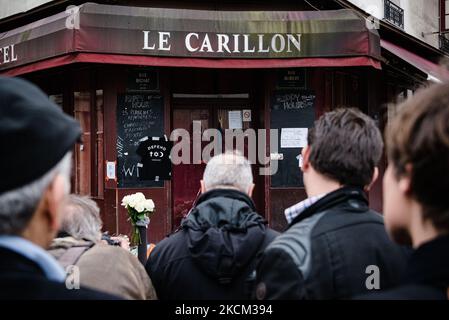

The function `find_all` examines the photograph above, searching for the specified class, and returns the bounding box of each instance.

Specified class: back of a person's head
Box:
[60,194,103,243]
[307,108,383,188]
[203,151,253,194]
[386,82,449,232]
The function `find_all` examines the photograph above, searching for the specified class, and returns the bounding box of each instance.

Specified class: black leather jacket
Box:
[255,187,410,300]
[359,234,449,300]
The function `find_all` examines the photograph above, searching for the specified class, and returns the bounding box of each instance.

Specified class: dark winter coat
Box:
[359,234,449,300]
[0,247,119,300]
[255,187,410,300]
[146,188,279,300]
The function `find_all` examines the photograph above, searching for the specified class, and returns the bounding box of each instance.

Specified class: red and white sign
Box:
[242,109,251,122]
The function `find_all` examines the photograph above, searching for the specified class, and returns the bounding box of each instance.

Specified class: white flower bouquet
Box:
[121,192,155,245]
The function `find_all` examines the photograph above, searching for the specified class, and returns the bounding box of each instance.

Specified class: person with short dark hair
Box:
[361,83,449,300]
[255,108,409,300]
[0,77,118,300]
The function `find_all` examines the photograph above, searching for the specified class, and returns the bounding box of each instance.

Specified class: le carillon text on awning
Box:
[0,3,382,76]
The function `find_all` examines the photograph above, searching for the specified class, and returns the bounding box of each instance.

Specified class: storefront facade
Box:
[0,3,412,242]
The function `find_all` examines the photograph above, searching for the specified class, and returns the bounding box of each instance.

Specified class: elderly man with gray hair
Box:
[146,151,278,300]
[0,77,116,300]
[48,194,157,300]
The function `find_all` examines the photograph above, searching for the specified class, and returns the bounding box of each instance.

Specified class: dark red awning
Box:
[381,39,448,82]
[1,53,381,76]
[0,4,382,75]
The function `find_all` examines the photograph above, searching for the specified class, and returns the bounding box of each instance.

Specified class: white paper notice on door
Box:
[228,110,243,129]
[281,128,308,148]
[106,161,116,180]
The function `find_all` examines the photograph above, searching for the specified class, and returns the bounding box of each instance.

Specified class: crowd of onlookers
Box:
[0,76,448,300]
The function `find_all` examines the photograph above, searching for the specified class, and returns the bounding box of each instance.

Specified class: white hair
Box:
[60,194,103,243]
[203,151,253,193]
[0,152,72,235]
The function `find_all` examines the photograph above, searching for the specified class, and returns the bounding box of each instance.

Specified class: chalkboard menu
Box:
[270,90,316,188]
[117,94,164,188]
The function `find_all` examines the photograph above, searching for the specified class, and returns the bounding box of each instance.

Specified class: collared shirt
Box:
[284,193,326,225]
[0,235,66,282]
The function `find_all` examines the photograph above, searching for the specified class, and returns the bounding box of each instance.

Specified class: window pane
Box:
[333,72,360,110]
[74,91,92,195]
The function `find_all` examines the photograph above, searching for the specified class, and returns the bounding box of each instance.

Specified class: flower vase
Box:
[137,222,149,265]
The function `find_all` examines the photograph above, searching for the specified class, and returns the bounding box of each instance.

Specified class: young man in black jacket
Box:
[146,152,278,300]
[361,83,449,300]
[255,108,409,300]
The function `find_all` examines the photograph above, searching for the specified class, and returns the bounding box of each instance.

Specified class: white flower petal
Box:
[135,203,145,213]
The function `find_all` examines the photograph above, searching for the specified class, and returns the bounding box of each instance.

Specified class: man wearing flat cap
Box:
[0,77,117,299]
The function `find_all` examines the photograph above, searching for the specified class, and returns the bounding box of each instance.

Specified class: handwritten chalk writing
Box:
[116,94,164,187]
[122,164,140,178]
[274,93,315,110]
[117,136,124,158]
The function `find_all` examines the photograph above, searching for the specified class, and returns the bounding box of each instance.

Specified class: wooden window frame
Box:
[441,0,449,31]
